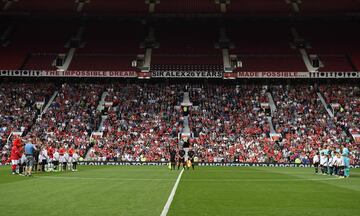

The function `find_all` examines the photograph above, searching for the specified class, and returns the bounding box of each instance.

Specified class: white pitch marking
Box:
[160,169,184,216]
[38,176,341,182]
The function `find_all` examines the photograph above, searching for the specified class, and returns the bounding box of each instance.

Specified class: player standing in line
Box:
[40,147,48,172]
[59,147,66,171]
[327,153,334,175]
[320,145,329,156]
[344,154,350,178]
[10,138,22,174]
[338,152,345,178]
[187,147,195,170]
[68,146,75,171]
[320,152,327,175]
[63,149,70,171]
[333,152,339,176]
[53,148,60,172]
[313,152,320,174]
[178,148,186,170]
[47,145,55,172]
[72,150,79,171]
[341,145,350,178]
[341,145,349,156]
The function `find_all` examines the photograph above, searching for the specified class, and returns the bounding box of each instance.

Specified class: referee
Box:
[187,147,195,170]
[178,148,186,170]
[169,148,176,170]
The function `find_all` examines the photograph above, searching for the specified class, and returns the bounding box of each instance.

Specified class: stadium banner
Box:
[237,71,309,78]
[308,71,360,79]
[76,161,360,168]
[1,70,360,79]
[236,71,360,78]
[151,71,223,78]
[0,70,137,78]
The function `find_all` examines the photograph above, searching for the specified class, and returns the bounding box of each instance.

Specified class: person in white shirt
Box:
[63,152,69,171]
[19,153,26,175]
[72,151,79,171]
[333,152,340,176]
[319,152,328,175]
[53,150,60,172]
[313,152,320,174]
[338,154,345,178]
[327,154,334,175]
[39,147,48,172]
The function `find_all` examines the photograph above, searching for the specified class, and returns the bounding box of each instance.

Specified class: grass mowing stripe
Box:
[160,169,184,216]
[168,167,360,216]
[39,176,175,181]
[255,167,360,192]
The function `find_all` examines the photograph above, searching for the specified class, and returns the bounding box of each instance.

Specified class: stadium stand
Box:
[0,1,359,166]
[298,0,360,14]
[83,0,148,15]
[0,79,359,164]
[186,83,359,164]
[320,84,359,133]
[155,0,219,13]
[233,55,306,72]
[68,22,145,71]
[352,54,360,71]
[1,21,76,70]
[151,23,222,71]
[0,82,55,160]
[4,0,358,15]
[88,83,182,161]
[5,0,78,14]
[7,83,103,160]
[227,0,291,14]
[271,85,346,162]
[189,84,272,162]
[317,55,355,72]
[0,20,359,72]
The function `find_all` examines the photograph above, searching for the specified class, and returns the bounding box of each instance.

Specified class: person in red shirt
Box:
[10,138,22,174]
[68,146,75,171]
[59,147,66,171]
[47,145,55,172]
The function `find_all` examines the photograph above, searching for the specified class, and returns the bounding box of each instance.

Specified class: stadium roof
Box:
[1,0,360,17]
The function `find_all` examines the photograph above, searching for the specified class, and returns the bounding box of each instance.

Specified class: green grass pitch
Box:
[0,165,359,216]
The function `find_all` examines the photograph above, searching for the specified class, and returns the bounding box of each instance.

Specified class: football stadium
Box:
[0,1,360,216]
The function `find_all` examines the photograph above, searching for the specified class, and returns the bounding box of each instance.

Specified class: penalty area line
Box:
[160,169,184,216]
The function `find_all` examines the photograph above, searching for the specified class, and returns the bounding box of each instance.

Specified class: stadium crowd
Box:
[28,83,104,157]
[189,84,272,163]
[321,84,359,135]
[0,83,55,163]
[1,82,359,167]
[187,84,358,164]
[87,83,182,162]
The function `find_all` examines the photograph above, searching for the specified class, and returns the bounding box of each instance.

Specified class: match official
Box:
[187,147,195,170]
[169,148,176,170]
[178,148,186,170]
